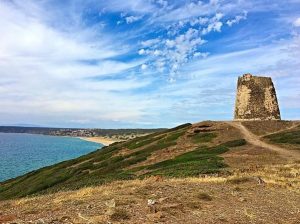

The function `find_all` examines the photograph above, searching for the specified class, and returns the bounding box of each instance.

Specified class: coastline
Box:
[79,136,119,146]
[0,132,119,146]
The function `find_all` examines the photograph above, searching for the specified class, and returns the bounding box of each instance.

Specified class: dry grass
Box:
[227,176,252,184]
[223,143,286,169]
[242,120,299,136]
[1,163,300,223]
[110,208,130,221]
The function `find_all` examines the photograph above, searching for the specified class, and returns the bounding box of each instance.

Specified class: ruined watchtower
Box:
[234,74,281,120]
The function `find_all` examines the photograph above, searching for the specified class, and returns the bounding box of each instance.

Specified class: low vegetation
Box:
[264,125,300,149]
[141,145,229,177]
[190,132,217,144]
[0,122,251,200]
[221,139,247,147]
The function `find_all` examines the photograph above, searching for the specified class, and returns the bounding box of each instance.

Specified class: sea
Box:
[0,133,103,182]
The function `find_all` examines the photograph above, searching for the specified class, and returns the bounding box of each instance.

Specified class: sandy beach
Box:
[79,137,118,146]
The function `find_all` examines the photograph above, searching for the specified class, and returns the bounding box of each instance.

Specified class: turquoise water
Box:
[0,133,103,182]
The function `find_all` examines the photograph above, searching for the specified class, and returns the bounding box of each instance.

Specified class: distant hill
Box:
[0,126,166,138]
[0,126,63,135]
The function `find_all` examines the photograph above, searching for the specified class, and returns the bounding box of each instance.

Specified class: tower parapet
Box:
[234,74,281,120]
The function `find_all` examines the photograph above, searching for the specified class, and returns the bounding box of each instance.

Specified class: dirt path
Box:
[227,121,300,160]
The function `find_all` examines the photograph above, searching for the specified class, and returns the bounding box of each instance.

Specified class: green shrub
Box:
[142,145,229,177]
[190,132,217,144]
[222,139,247,147]
[124,135,164,150]
[265,130,300,145]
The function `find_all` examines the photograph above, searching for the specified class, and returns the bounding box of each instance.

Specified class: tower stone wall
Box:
[234,74,281,120]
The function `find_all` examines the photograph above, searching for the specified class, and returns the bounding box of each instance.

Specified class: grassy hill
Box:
[0,121,249,200]
[0,120,300,223]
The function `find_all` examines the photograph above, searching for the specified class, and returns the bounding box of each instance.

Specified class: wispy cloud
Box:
[294,18,300,27]
[226,11,248,27]
[125,15,142,24]
[0,0,299,127]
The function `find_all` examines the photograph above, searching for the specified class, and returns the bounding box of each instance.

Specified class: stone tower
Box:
[234,74,281,120]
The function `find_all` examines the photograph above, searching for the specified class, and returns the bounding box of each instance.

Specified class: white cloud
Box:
[157,1,220,21]
[193,52,209,58]
[139,13,224,75]
[156,0,168,8]
[294,17,300,27]
[153,50,161,56]
[226,11,248,27]
[202,13,224,35]
[190,17,210,26]
[165,39,176,48]
[138,49,146,55]
[0,2,126,63]
[202,21,223,35]
[98,0,156,14]
[125,15,142,24]
[97,0,251,78]
[141,38,161,47]
[0,0,153,127]
[141,64,148,70]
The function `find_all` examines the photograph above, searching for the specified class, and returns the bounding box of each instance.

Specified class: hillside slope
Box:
[0,120,300,223]
[1,120,299,201]
[1,173,300,224]
[0,121,246,200]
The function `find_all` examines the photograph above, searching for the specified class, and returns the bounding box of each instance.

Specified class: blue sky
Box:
[0,0,299,128]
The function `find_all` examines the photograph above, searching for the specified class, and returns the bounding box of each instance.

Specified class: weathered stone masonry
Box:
[234,74,281,120]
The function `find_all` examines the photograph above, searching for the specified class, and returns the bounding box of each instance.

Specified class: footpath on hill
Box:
[227,121,300,160]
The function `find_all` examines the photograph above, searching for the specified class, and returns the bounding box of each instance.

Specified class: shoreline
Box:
[78,136,119,146]
[0,132,119,146]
